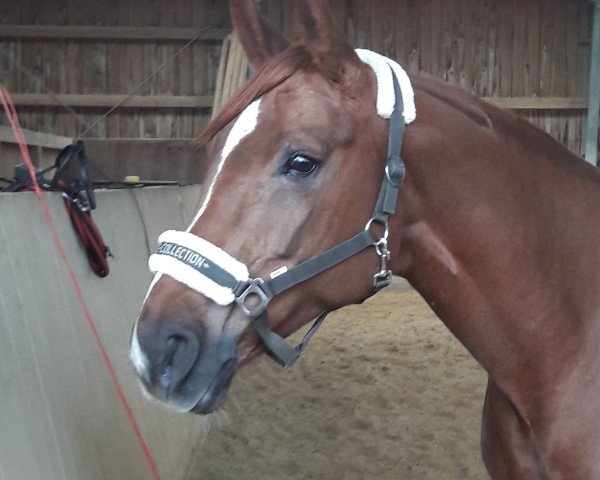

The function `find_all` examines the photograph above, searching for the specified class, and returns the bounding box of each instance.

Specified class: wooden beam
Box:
[584,0,600,165]
[0,25,229,42]
[7,93,587,111]
[0,125,71,149]
[482,97,588,110]
[10,94,214,109]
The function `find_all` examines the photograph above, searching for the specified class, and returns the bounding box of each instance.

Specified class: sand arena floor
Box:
[189,279,489,479]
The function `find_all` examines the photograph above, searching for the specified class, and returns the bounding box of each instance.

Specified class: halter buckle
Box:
[385,159,405,187]
[235,278,271,318]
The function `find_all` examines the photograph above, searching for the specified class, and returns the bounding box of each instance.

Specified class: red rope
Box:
[0,85,161,480]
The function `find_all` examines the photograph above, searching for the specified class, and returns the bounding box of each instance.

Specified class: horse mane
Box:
[411,75,493,129]
[200,46,315,143]
[412,74,583,164]
[200,44,359,144]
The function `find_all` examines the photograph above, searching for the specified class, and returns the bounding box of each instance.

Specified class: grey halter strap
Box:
[233,69,406,367]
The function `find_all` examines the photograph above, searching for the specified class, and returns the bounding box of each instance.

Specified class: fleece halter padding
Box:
[149,230,249,306]
[355,49,416,124]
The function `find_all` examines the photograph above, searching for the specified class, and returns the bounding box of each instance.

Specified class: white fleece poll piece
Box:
[355,49,416,124]
[149,230,249,306]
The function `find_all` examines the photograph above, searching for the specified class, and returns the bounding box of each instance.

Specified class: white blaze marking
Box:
[130,320,150,381]
[187,99,262,231]
[139,100,262,308]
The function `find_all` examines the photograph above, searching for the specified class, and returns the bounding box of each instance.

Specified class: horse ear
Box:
[229,0,289,70]
[294,0,356,65]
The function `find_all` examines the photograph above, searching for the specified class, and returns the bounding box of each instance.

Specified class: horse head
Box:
[131,0,414,414]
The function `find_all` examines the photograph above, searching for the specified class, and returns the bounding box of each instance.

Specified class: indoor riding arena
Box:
[0,1,598,479]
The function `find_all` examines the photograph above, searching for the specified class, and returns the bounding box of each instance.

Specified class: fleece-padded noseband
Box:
[149,230,249,306]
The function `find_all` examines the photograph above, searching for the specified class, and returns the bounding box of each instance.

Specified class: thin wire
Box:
[76,10,227,140]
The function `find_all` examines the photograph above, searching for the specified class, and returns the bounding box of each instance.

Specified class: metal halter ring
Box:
[365,216,389,242]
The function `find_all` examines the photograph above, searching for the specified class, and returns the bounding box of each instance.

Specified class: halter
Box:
[149,67,407,368]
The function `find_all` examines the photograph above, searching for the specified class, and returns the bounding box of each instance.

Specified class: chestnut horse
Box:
[131,1,600,478]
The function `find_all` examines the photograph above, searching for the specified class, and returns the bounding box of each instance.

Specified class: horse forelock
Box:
[199,44,360,144]
[200,46,312,143]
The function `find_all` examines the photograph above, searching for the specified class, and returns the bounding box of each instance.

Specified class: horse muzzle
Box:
[130,316,238,414]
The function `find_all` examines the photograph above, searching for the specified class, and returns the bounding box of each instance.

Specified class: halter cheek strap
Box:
[149,64,408,369]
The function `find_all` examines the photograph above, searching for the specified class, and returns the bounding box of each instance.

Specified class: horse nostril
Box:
[163,335,187,365]
[157,328,200,392]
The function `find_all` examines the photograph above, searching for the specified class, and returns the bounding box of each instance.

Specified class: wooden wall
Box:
[260,0,590,155]
[0,0,592,159]
[0,0,228,140]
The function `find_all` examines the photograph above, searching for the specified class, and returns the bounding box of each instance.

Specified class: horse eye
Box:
[284,154,318,177]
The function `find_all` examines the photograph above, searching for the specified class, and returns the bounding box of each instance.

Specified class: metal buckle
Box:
[235,278,270,318]
[385,159,405,187]
[373,238,392,289]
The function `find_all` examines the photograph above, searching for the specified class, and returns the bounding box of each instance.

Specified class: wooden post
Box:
[580,0,592,156]
[212,35,231,116]
[585,0,600,165]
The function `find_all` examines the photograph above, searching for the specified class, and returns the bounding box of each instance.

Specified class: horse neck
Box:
[390,79,600,408]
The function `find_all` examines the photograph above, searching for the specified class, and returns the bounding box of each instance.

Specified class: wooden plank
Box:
[406,0,420,74]
[585,0,600,165]
[496,0,514,96]
[212,35,230,114]
[353,0,372,50]
[10,93,214,108]
[0,125,71,149]
[487,2,499,96]
[552,0,568,96]
[9,93,583,112]
[440,0,454,83]
[169,0,195,137]
[0,25,229,41]
[84,139,206,183]
[393,0,409,66]
[429,0,443,78]
[221,32,239,105]
[539,0,556,97]
[482,97,588,109]
[418,0,432,74]
[511,0,527,96]
[525,0,541,96]
[462,0,476,93]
